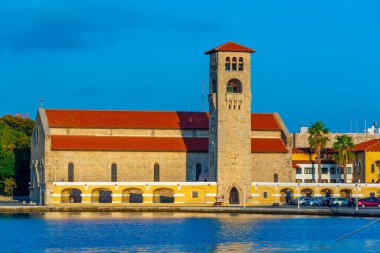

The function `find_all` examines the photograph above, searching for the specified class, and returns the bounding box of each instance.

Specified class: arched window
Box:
[212,79,217,93]
[195,163,202,181]
[226,79,242,93]
[154,163,160,182]
[232,57,237,71]
[274,173,279,182]
[238,57,244,71]
[225,57,230,71]
[111,163,117,182]
[68,163,74,182]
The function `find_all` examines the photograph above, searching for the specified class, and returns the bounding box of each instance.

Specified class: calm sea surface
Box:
[0,212,379,253]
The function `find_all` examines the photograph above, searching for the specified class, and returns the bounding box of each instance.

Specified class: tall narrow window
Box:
[226,78,242,93]
[238,57,244,71]
[274,173,279,182]
[232,57,237,71]
[34,127,39,145]
[68,163,74,182]
[111,163,117,182]
[154,163,160,182]
[371,164,375,173]
[195,163,202,181]
[212,79,217,93]
[225,57,230,70]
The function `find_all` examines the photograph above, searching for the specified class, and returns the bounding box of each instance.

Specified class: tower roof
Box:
[205,41,256,54]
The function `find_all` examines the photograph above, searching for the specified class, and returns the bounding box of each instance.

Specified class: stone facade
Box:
[293,133,380,148]
[30,42,295,206]
[252,153,293,182]
[208,51,253,204]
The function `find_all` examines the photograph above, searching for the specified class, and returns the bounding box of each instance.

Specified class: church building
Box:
[30,42,294,205]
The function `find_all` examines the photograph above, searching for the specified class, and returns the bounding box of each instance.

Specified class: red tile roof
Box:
[292,162,301,169]
[205,41,256,54]
[51,135,209,152]
[251,113,281,131]
[292,160,337,164]
[251,138,288,153]
[46,110,209,130]
[292,147,309,154]
[51,135,288,153]
[292,147,334,154]
[44,110,283,131]
[355,139,380,152]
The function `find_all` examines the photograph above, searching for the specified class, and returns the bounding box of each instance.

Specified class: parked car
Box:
[322,197,333,206]
[358,197,380,207]
[347,198,356,207]
[331,198,349,207]
[310,197,323,206]
[298,197,311,206]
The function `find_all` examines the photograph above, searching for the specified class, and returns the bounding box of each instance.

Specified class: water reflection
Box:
[0,212,379,252]
[38,212,321,220]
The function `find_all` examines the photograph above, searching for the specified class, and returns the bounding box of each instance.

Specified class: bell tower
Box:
[205,42,255,205]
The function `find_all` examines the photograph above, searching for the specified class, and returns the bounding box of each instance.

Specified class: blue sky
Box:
[0,0,379,133]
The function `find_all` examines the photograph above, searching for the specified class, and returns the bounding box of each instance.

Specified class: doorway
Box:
[229,187,240,205]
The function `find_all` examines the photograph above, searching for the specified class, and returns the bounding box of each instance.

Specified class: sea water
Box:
[0,212,378,252]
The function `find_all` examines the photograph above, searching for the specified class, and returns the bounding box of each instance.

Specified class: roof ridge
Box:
[214,41,232,50]
[45,109,208,114]
[45,109,277,115]
[205,41,255,54]
[366,139,380,151]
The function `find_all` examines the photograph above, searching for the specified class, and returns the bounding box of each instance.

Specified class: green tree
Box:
[332,134,355,183]
[0,115,34,195]
[0,146,15,191]
[4,177,16,197]
[308,121,330,182]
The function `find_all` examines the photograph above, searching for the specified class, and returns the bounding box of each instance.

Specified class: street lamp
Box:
[355,182,359,211]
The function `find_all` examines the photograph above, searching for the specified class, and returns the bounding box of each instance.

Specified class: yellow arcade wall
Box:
[51,182,380,206]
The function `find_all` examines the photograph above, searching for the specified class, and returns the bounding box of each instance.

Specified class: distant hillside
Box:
[0,115,34,196]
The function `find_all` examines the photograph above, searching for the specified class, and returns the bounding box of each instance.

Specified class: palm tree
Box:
[308,121,330,182]
[332,134,355,183]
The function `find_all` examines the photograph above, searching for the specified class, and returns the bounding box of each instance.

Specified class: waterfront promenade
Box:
[2,205,380,217]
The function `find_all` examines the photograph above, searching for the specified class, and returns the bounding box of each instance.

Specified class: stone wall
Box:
[211,51,253,203]
[30,110,48,204]
[251,153,293,182]
[251,130,281,138]
[45,151,208,183]
[50,128,209,138]
[293,133,380,148]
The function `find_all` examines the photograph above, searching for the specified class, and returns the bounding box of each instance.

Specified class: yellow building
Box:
[292,148,353,183]
[354,139,380,183]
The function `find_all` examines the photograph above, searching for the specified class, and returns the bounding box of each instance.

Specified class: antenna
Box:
[201,79,205,112]
[355,118,358,133]
[364,111,367,133]
[40,98,44,108]
[350,117,352,133]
